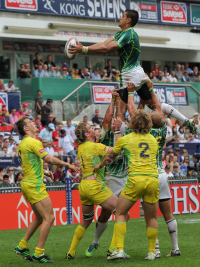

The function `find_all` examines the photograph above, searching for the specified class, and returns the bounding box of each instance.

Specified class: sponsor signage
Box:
[92,84,188,106]
[0,190,140,230]
[190,4,200,26]
[130,0,157,22]
[5,0,38,11]
[161,1,187,24]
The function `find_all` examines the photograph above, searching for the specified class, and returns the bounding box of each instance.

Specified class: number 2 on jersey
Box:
[139,143,150,158]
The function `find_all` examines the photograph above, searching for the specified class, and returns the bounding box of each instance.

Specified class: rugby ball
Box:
[65,37,78,60]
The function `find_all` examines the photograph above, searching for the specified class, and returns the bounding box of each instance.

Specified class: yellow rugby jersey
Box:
[113,132,158,178]
[78,141,108,182]
[18,137,48,184]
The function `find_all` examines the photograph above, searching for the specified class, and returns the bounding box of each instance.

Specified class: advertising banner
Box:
[161,1,187,24]
[0,190,140,230]
[92,84,188,106]
[190,4,200,26]
[0,92,8,110]
[5,0,38,11]
[130,0,157,22]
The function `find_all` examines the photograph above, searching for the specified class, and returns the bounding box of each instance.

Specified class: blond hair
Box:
[75,122,88,142]
[131,110,152,134]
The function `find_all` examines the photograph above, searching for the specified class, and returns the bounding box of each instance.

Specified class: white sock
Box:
[167,219,178,250]
[161,103,187,122]
[93,221,108,245]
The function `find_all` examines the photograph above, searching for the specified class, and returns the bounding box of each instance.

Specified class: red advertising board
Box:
[93,85,118,104]
[161,1,187,24]
[0,190,140,231]
[5,0,38,11]
[157,183,200,217]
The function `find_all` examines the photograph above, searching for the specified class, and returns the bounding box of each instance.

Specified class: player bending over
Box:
[66,121,121,260]
[94,110,160,261]
[14,117,79,263]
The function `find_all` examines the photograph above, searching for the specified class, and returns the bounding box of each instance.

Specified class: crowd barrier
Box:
[0,183,200,231]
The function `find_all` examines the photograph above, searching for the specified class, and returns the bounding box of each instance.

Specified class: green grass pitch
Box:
[1,214,200,267]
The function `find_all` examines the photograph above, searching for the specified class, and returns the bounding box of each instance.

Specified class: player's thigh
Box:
[159,199,173,222]
[100,194,117,212]
[143,201,157,221]
[159,172,171,201]
[115,194,135,219]
[33,196,54,222]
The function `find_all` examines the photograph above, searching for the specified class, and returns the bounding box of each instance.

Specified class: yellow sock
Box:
[68,225,86,256]
[109,224,116,252]
[147,227,158,254]
[18,238,28,249]
[34,247,45,257]
[115,222,126,252]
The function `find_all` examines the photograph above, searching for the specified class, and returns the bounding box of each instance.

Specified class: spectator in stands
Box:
[53,117,59,126]
[64,119,76,140]
[181,64,185,75]
[92,109,103,126]
[152,63,160,76]
[185,63,193,75]
[16,106,25,120]
[184,127,191,140]
[68,169,81,184]
[7,136,16,155]
[15,172,23,184]
[10,145,18,157]
[42,139,48,152]
[35,90,43,115]
[3,147,8,156]
[62,66,68,78]
[189,155,199,171]
[7,167,14,183]
[81,68,90,79]
[178,126,185,140]
[45,114,54,127]
[46,141,55,156]
[182,156,190,167]
[174,147,181,164]
[175,64,183,80]
[156,71,163,81]
[21,63,32,78]
[43,162,52,183]
[0,133,4,144]
[34,65,45,77]
[53,166,64,182]
[23,102,32,120]
[72,68,81,79]
[0,167,4,183]
[35,118,42,132]
[33,52,43,70]
[105,60,115,78]
[52,122,62,141]
[0,79,4,90]
[193,113,200,126]
[165,165,174,178]
[187,134,200,143]
[39,123,54,141]
[181,149,188,162]
[83,116,89,124]
[170,71,178,82]
[187,167,198,180]
[48,66,56,77]
[36,114,41,121]
[9,108,18,125]
[116,70,120,81]
[191,67,199,78]
[44,55,56,70]
[43,64,49,77]
[0,108,11,126]
[162,72,171,82]
[111,70,117,82]
[181,72,191,82]
[91,68,101,80]
[101,69,111,81]
[41,99,53,126]
[172,164,183,177]
[55,66,61,77]
[4,80,18,92]
[58,129,76,161]
[2,174,10,185]
[149,72,156,82]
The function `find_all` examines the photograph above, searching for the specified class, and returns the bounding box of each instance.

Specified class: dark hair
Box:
[37,90,42,93]
[15,172,23,183]
[35,52,39,56]
[47,99,53,104]
[0,167,4,172]
[125,9,139,27]
[15,117,29,136]
[9,80,14,84]
[3,174,9,179]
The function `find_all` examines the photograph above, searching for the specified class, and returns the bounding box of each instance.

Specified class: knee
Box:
[46,213,55,225]
[81,219,92,229]
[36,216,43,225]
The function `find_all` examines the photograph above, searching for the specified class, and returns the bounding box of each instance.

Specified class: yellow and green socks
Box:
[68,225,86,256]
[109,223,116,252]
[34,247,45,257]
[147,227,158,254]
[115,222,126,252]
[18,238,28,249]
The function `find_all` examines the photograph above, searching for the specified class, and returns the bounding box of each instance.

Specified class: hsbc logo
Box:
[5,0,38,11]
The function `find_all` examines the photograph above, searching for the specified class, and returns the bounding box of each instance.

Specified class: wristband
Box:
[149,87,154,93]
[114,130,120,134]
[112,98,116,101]
[82,46,89,53]
[128,92,134,95]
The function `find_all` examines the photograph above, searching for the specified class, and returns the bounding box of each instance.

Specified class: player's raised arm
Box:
[44,154,79,172]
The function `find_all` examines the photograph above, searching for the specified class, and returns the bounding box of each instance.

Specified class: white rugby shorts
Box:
[104,175,127,197]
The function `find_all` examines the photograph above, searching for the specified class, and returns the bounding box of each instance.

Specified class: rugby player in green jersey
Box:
[69,9,196,134]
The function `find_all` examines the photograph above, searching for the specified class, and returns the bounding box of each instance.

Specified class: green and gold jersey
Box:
[114,27,141,80]
[18,137,48,184]
[100,128,128,178]
[150,123,167,173]
[78,141,108,182]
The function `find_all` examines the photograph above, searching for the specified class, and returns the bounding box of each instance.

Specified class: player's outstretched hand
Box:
[127,83,135,92]
[111,117,122,132]
[93,164,101,173]
[69,164,80,173]
[69,41,83,55]
[45,171,54,180]
[112,87,120,100]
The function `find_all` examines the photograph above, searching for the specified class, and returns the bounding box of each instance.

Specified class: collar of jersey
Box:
[122,27,134,33]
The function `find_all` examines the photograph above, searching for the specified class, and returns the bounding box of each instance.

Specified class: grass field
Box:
[1,213,200,267]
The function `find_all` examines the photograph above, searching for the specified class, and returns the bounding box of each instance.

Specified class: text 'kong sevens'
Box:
[5,0,38,11]
[161,1,187,24]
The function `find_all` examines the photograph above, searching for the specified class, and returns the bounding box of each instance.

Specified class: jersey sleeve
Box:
[95,143,108,156]
[29,139,48,159]
[113,136,124,154]
[114,31,132,48]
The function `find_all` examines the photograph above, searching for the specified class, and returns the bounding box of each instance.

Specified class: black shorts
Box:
[119,84,152,104]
